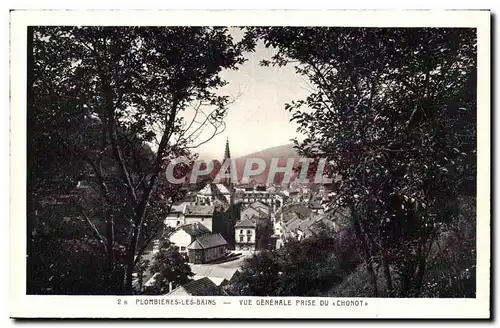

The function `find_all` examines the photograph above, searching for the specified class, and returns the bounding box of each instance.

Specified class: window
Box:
[247,236,251,242]
[239,236,244,242]
[247,230,251,235]
[176,221,180,225]
[240,229,243,234]
[201,218,204,221]
[180,246,186,251]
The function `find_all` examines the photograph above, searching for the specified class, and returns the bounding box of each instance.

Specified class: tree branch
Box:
[80,210,107,253]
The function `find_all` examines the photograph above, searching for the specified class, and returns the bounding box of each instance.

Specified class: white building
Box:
[234,185,284,210]
[164,203,215,232]
[234,218,257,251]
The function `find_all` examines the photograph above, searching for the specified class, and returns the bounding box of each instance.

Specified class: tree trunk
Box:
[413,257,427,297]
[351,209,378,297]
[105,209,115,269]
[124,223,141,293]
[382,253,393,296]
[365,255,378,297]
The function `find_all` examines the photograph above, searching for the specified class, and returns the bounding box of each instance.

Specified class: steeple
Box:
[224,137,231,160]
[221,137,233,192]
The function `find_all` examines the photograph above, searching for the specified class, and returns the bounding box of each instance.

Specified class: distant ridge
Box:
[235,144,299,161]
[194,144,311,185]
[234,144,301,184]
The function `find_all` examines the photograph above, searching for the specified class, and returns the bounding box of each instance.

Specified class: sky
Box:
[186,29,312,160]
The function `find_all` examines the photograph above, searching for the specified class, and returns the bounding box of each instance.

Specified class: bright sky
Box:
[189,29,311,160]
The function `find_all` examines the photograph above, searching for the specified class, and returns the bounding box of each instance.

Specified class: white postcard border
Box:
[9,9,491,319]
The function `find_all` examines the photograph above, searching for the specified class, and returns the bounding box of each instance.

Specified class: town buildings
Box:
[196,183,232,206]
[234,184,284,209]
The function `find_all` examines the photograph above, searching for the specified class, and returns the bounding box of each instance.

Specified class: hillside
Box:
[234,144,301,184]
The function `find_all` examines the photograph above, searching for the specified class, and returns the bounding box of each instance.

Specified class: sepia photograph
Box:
[10,9,490,319]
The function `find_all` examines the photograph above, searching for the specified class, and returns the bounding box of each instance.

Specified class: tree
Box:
[248,27,476,297]
[230,235,345,296]
[144,245,194,295]
[229,250,281,296]
[29,26,252,294]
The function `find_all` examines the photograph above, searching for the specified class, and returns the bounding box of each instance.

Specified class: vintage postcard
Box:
[10,9,490,319]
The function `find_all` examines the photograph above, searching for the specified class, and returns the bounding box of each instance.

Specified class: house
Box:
[197,184,214,205]
[164,203,215,232]
[166,277,220,296]
[187,233,228,264]
[304,218,337,238]
[234,218,257,251]
[168,223,211,256]
[184,205,215,231]
[164,202,189,230]
[281,203,313,221]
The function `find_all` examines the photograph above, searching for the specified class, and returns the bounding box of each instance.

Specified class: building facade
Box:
[164,203,215,232]
[187,233,228,264]
[234,218,257,251]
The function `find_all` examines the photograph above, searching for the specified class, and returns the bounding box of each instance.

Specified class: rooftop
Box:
[198,184,214,196]
[191,266,240,281]
[188,233,228,250]
[235,218,257,228]
[184,204,215,217]
[176,223,210,238]
[167,277,219,296]
[214,183,231,195]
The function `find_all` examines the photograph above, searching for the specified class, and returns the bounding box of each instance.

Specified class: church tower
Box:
[222,137,233,189]
[224,137,231,161]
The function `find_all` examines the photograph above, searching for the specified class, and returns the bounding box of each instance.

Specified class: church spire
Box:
[224,137,231,160]
[221,137,233,191]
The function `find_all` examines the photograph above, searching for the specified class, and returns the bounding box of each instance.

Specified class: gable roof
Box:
[191,266,240,281]
[188,233,228,250]
[167,277,219,296]
[198,184,214,196]
[298,218,317,231]
[235,218,257,228]
[176,223,210,238]
[284,216,303,231]
[250,200,270,210]
[184,204,214,217]
[170,202,188,213]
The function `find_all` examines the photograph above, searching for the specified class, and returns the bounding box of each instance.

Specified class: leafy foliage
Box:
[247,27,477,297]
[229,235,356,296]
[144,245,194,295]
[28,26,250,294]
